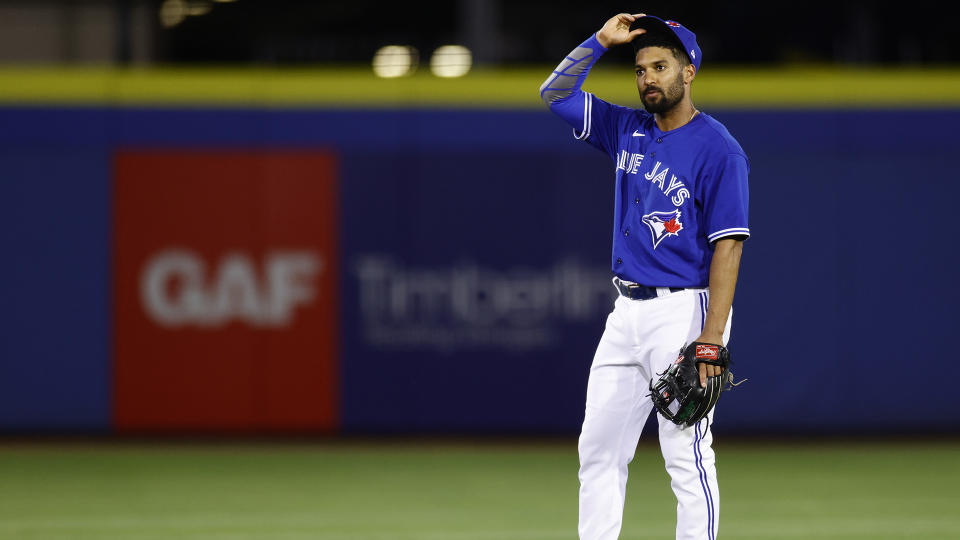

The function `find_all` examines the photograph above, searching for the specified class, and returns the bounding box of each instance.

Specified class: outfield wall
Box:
[1,96,958,435]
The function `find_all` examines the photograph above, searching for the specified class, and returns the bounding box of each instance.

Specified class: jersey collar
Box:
[650,110,705,138]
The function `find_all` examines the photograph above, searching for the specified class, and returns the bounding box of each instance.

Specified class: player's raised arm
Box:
[539,13,646,158]
[538,13,646,106]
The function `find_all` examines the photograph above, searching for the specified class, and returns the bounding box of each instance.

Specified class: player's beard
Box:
[639,70,685,114]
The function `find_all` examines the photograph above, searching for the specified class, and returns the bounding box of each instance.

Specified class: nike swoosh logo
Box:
[632,130,645,137]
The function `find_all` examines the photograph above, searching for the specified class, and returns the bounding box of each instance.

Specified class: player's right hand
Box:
[596,13,647,49]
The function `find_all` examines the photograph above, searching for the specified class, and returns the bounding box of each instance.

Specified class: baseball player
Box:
[539,13,750,540]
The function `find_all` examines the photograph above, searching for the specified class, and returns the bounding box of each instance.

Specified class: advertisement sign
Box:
[113,150,338,431]
[338,149,618,432]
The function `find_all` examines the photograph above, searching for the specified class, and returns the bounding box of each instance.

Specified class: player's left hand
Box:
[596,13,647,48]
[693,334,724,387]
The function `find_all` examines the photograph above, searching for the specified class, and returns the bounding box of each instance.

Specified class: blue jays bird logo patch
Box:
[642,209,683,249]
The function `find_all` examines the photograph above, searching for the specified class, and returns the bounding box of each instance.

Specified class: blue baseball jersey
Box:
[540,34,750,288]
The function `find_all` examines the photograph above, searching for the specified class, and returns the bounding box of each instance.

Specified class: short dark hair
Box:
[632,34,692,67]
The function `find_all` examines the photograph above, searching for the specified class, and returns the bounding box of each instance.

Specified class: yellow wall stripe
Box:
[0,66,957,108]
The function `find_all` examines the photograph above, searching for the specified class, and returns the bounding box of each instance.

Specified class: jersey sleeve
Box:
[701,153,750,243]
[539,33,631,159]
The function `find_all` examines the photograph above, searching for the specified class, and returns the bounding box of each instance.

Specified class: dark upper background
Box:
[0,0,954,67]
[157,0,956,65]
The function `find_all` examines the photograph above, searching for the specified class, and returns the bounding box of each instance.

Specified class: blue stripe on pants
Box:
[695,292,715,539]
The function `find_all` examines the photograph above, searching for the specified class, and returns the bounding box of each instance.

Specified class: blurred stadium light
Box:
[430,45,472,78]
[372,45,418,78]
[158,0,188,28]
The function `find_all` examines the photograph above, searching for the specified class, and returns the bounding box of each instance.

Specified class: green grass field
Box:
[0,440,957,539]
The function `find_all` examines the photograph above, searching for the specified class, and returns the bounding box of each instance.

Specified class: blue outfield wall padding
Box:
[0,146,111,430]
[0,106,957,433]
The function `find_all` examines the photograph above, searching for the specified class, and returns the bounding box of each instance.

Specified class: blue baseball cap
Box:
[630,15,702,72]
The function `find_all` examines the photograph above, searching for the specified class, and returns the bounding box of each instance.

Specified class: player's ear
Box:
[684,63,696,85]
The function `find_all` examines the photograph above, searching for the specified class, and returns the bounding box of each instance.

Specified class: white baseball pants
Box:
[578,288,731,540]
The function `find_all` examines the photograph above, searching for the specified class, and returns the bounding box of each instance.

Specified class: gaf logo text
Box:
[141,249,323,328]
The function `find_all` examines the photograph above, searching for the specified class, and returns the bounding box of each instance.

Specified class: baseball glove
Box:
[649,342,739,428]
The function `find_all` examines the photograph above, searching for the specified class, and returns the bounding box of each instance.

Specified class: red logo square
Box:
[695,344,719,360]
[113,150,339,432]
